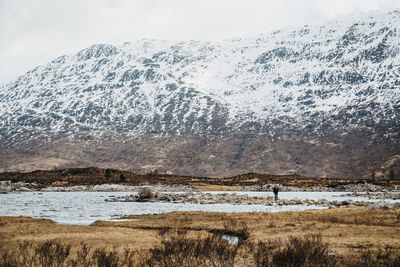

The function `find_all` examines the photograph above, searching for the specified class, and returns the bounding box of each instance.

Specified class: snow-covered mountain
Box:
[1,9,399,178]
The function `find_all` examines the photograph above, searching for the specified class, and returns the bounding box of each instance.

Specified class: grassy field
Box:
[1,206,399,266]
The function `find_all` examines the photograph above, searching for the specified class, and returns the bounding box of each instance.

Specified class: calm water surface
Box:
[0,191,395,225]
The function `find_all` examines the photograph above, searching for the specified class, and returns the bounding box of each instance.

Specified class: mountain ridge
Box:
[1,9,399,178]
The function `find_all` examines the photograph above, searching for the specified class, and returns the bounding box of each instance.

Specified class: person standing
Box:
[273,186,279,201]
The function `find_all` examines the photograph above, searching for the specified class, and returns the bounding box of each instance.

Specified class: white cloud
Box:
[0,0,399,84]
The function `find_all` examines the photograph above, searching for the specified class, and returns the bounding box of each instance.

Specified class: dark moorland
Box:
[0,167,399,190]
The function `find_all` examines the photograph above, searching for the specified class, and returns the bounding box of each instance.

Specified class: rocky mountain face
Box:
[1,10,399,178]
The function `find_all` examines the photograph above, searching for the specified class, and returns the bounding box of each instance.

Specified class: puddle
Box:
[222,234,240,245]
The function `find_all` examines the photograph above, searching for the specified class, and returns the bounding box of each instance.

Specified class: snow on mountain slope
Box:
[0,9,399,177]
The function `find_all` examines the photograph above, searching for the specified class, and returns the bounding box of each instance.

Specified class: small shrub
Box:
[389,170,395,180]
[377,245,394,265]
[18,241,35,267]
[272,234,334,267]
[138,187,154,200]
[91,248,119,267]
[2,251,19,267]
[146,229,202,267]
[199,234,240,267]
[119,172,126,182]
[359,248,374,266]
[105,168,112,179]
[70,242,92,267]
[35,240,71,267]
[146,229,242,267]
[251,241,269,267]
[352,245,400,267]
[1,241,35,267]
[120,248,137,267]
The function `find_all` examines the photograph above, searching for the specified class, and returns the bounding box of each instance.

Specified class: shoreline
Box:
[1,180,399,193]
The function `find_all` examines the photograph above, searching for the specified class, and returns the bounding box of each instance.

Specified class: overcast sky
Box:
[1,0,399,84]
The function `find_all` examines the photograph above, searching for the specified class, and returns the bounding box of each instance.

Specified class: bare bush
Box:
[69,242,92,267]
[1,240,71,267]
[199,234,241,267]
[138,187,154,200]
[272,234,335,267]
[1,241,36,267]
[18,241,36,267]
[91,248,119,267]
[146,228,242,267]
[120,248,137,267]
[146,229,203,267]
[251,241,269,267]
[1,250,19,267]
[350,245,400,267]
[35,240,71,267]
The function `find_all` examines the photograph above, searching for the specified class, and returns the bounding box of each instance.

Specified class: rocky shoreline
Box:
[0,181,192,193]
[338,191,400,200]
[243,183,399,193]
[1,181,399,211]
[104,189,400,210]
[1,180,398,193]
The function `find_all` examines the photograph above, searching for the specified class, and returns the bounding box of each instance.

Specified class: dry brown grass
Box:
[0,216,158,253]
[1,207,399,266]
[191,183,244,191]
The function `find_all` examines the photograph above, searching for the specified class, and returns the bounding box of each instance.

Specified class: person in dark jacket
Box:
[273,186,279,201]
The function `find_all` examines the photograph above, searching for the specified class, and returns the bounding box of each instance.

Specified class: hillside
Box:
[1,9,399,178]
